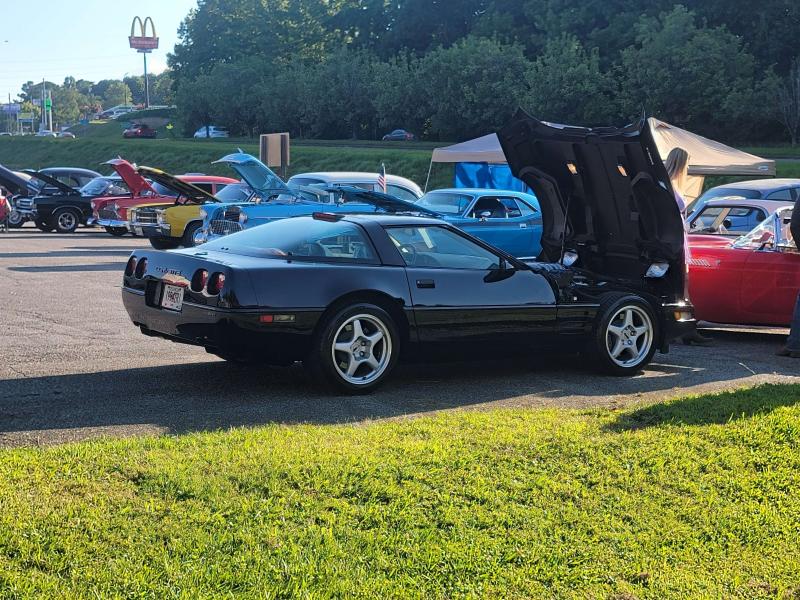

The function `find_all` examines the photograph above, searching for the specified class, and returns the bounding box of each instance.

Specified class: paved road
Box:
[1,228,798,448]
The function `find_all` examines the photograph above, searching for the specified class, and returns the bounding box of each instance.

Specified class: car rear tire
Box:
[591,294,658,376]
[104,226,127,237]
[148,238,181,250]
[51,208,80,234]
[182,222,202,247]
[306,303,399,394]
[35,219,54,232]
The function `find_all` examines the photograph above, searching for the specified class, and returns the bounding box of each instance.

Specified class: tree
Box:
[615,6,761,140]
[777,58,800,146]
[416,36,529,140]
[524,34,614,125]
[103,82,132,108]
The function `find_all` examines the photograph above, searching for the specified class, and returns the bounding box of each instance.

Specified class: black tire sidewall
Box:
[308,303,399,394]
[35,219,53,232]
[149,237,180,250]
[52,208,79,233]
[593,295,658,376]
[182,222,201,247]
[105,227,127,237]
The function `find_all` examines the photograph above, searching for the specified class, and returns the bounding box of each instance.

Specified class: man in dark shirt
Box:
[777,198,800,357]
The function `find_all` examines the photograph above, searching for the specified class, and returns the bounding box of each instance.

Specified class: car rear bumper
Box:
[122,287,321,361]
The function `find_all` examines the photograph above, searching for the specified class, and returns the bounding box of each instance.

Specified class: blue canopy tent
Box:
[427,133,530,192]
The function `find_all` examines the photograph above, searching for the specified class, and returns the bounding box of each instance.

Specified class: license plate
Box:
[134,226,143,236]
[161,284,184,311]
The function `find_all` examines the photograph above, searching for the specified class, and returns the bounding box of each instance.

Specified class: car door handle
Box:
[416,279,435,289]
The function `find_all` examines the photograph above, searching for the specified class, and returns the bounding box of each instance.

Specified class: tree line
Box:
[15,73,174,129]
[170,0,800,144]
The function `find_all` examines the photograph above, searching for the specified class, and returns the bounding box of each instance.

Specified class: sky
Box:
[0,0,198,102]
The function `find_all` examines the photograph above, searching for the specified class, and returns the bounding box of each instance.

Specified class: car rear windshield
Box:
[80,177,129,196]
[201,217,378,263]
[416,192,474,215]
[215,183,253,203]
[149,182,180,198]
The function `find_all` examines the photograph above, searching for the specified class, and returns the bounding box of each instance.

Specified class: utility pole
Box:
[41,79,46,132]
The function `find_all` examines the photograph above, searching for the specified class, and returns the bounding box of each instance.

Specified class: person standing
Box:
[777,195,800,358]
[664,147,713,346]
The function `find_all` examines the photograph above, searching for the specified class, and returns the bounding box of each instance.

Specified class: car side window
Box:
[470,197,508,219]
[766,189,793,201]
[194,183,214,194]
[498,197,535,218]
[387,226,502,270]
[386,184,418,202]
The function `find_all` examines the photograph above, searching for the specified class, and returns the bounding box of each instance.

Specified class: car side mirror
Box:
[479,210,492,221]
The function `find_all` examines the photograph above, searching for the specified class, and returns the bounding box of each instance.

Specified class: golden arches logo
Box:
[129,16,159,51]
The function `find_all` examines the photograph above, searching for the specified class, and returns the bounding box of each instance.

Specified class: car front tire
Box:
[35,219,53,232]
[104,226,128,237]
[182,222,202,247]
[592,294,658,376]
[7,210,24,228]
[306,303,399,394]
[51,208,80,233]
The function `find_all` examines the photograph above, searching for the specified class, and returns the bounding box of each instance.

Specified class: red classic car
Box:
[123,123,157,139]
[91,159,237,236]
[688,206,798,327]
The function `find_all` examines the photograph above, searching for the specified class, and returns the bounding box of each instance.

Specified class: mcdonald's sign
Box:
[129,16,159,52]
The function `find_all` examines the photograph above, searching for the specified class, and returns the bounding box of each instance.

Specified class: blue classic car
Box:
[415,188,542,257]
[196,153,543,257]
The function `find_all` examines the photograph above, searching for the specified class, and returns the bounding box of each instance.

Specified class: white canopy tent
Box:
[427,119,776,202]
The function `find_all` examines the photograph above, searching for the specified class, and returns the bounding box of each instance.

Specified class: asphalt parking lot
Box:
[1,227,798,448]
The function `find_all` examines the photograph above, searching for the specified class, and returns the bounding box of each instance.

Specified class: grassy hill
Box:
[0,384,799,597]
[2,122,798,192]
[0,123,454,190]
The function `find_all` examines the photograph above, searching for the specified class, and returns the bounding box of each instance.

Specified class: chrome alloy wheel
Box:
[57,211,77,231]
[331,314,392,385]
[605,305,653,368]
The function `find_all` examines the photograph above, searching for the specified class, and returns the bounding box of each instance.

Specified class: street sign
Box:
[18,112,34,120]
[44,99,52,110]
[32,99,41,107]
[1,103,21,114]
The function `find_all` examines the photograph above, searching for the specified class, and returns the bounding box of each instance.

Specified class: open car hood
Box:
[212,152,291,196]
[497,110,685,281]
[105,158,156,197]
[0,164,35,196]
[136,166,218,204]
[22,170,78,195]
[325,186,440,216]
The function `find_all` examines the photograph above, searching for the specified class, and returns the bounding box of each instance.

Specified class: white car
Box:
[35,130,57,137]
[194,125,230,138]
[287,171,423,201]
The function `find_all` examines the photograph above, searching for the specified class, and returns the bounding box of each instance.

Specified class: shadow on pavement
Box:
[0,251,133,259]
[2,335,794,441]
[605,383,800,432]
[8,262,126,273]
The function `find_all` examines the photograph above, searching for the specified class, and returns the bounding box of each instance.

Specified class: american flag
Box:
[377,163,387,193]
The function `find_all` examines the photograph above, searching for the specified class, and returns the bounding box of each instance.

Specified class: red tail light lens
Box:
[191,269,208,292]
[125,257,137,276]
[134,257,148,278]
[207,272,225,295]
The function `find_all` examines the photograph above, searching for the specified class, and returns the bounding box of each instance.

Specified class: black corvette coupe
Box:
[123,113,694,392]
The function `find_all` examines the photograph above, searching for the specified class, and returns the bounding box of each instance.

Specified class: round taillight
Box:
[191,269,208,292]
[134,257,148,278]
[125,257,137,277]
[207,272,225,295]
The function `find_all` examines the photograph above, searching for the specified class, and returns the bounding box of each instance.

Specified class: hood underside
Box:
[213,152,290,196]
[105,158,156,197]
[497,110,685,280]
[0,164,34,196]
[22,170,78,195]
[136,166,218,204]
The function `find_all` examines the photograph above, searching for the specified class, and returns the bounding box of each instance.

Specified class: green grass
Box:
[1,384,799,598]
[0,133,455,190]
[741,146,800,159]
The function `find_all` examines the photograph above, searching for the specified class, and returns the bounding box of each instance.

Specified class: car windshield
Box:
[202,217,378,262]
[215,183,253,203]
[732,211,785,250]
[416,192,474,215]
[149,182,180,198]
[81,177,129,196]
